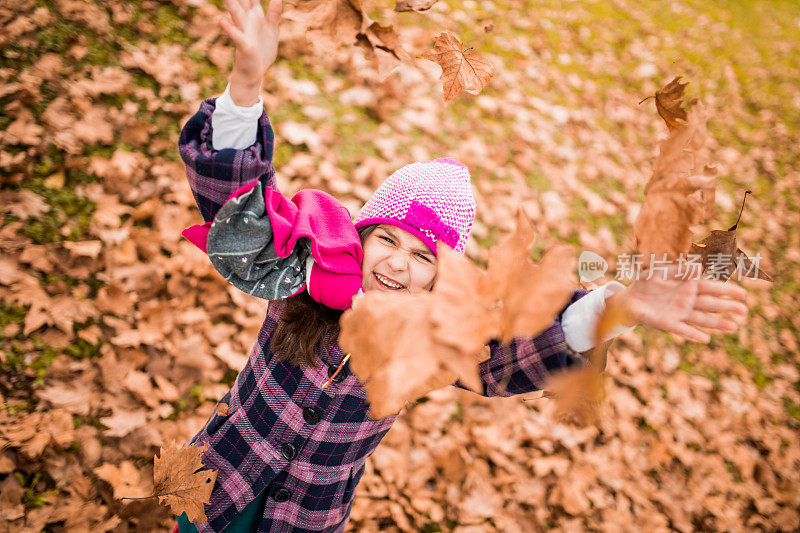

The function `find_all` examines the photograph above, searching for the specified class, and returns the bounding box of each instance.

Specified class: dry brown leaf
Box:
[394,0,438,13]
[1,188,49,219]
[285,0,362,47]
[634,99,716,260]
[488,213,576,340]
[285,0,406,64]
[654,76,689,131]
[63,240,103,259]
[94,461,152,499]
[688,191,773,282]
[341,290,463,418]
[153,442,218,524]
[2,109,45,145]
[433,209,576,349]
[99,408,148,438]
[340,208,577,417]
[419,31,494,103]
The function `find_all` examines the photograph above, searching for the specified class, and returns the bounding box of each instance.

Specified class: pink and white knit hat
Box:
[353,158,476,255]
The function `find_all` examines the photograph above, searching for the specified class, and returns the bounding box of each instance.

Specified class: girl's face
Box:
[361,224,438,294]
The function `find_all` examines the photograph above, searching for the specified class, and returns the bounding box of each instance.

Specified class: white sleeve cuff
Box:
[210,83,264,150]
[561,281,636,353]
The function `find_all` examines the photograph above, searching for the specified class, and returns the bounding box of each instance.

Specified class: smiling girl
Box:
[173,0,748,531]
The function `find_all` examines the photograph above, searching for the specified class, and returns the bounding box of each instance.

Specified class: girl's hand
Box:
[220,0,283,106]
[606,265,748,343]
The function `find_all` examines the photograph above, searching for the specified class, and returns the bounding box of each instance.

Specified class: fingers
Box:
[224,0,247,27]
[698,278,747,300]
[265,0,283,28]
[693,294,748,316]
[669,321,711,344]
[219,16,248,48]
[684,310,738,334]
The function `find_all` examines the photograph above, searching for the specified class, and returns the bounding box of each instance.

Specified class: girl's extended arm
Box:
[463,288,597,397]
[210,0,283,152]
[458,268,748,397]
[179,0,283,222]
[220,0,281,107]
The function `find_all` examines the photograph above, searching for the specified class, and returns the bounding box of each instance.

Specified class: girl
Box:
[174,0,749,531]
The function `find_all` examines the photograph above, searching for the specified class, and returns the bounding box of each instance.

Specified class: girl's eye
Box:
[379,235,395,245]
[415,253,431,263]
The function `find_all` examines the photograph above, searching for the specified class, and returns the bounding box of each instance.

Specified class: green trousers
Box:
[177,489,267,533]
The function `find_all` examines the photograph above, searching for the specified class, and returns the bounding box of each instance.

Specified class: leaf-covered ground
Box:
[1,0,799,530]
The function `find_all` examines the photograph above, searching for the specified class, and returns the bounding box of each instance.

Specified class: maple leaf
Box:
[486,211,576,341]
[652,76,689,131]
[285,0,362,47]
[419,31,495,103]
[634,99,716,260]
[285,0,407,65]
[431,209,576,351]
[153,442,218,524]
[394,0,439,13]
[340,208,576,418]
[341,290,472,418]
[689,190,773,282]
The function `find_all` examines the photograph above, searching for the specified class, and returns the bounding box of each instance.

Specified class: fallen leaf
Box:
[394,0,438,13]
[1,188,49,219]
[63,240,103,259]
[654,76,689,131]
[153,442,218,524]
[99,408,147,438]
[419,31,494,103]
[94,461,152,499]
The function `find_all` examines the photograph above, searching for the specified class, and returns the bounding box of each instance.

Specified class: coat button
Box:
[302,407,319,425]
[327,363,347,383]
[281,442,297,461]
[273,487,291,502]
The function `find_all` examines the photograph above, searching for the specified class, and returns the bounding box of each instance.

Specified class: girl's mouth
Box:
[374,272,404,291]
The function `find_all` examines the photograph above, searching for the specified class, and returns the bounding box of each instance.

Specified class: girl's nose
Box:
[387,250,408,271]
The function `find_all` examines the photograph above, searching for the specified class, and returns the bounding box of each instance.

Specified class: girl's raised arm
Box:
[178,0,284,223]
[220,0,282,107]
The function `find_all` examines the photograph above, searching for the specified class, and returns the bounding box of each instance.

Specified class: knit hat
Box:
[353,158,476,255]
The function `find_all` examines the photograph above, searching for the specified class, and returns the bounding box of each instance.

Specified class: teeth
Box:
[375,273,402,289]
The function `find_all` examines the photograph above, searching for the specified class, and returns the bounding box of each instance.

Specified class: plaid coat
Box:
[179,98,591,532]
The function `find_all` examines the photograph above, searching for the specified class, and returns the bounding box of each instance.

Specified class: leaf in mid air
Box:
[634,97,717,260]
[654,76,689,131]
[394,0,439,12]
[689,190,773,282]
[419,31,495,103]
[340,208,577,418]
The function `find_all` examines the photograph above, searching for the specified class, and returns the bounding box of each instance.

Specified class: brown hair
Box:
[270,225,377,368]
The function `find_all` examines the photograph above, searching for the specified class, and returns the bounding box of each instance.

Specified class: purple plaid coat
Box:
[179,98,591,532]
